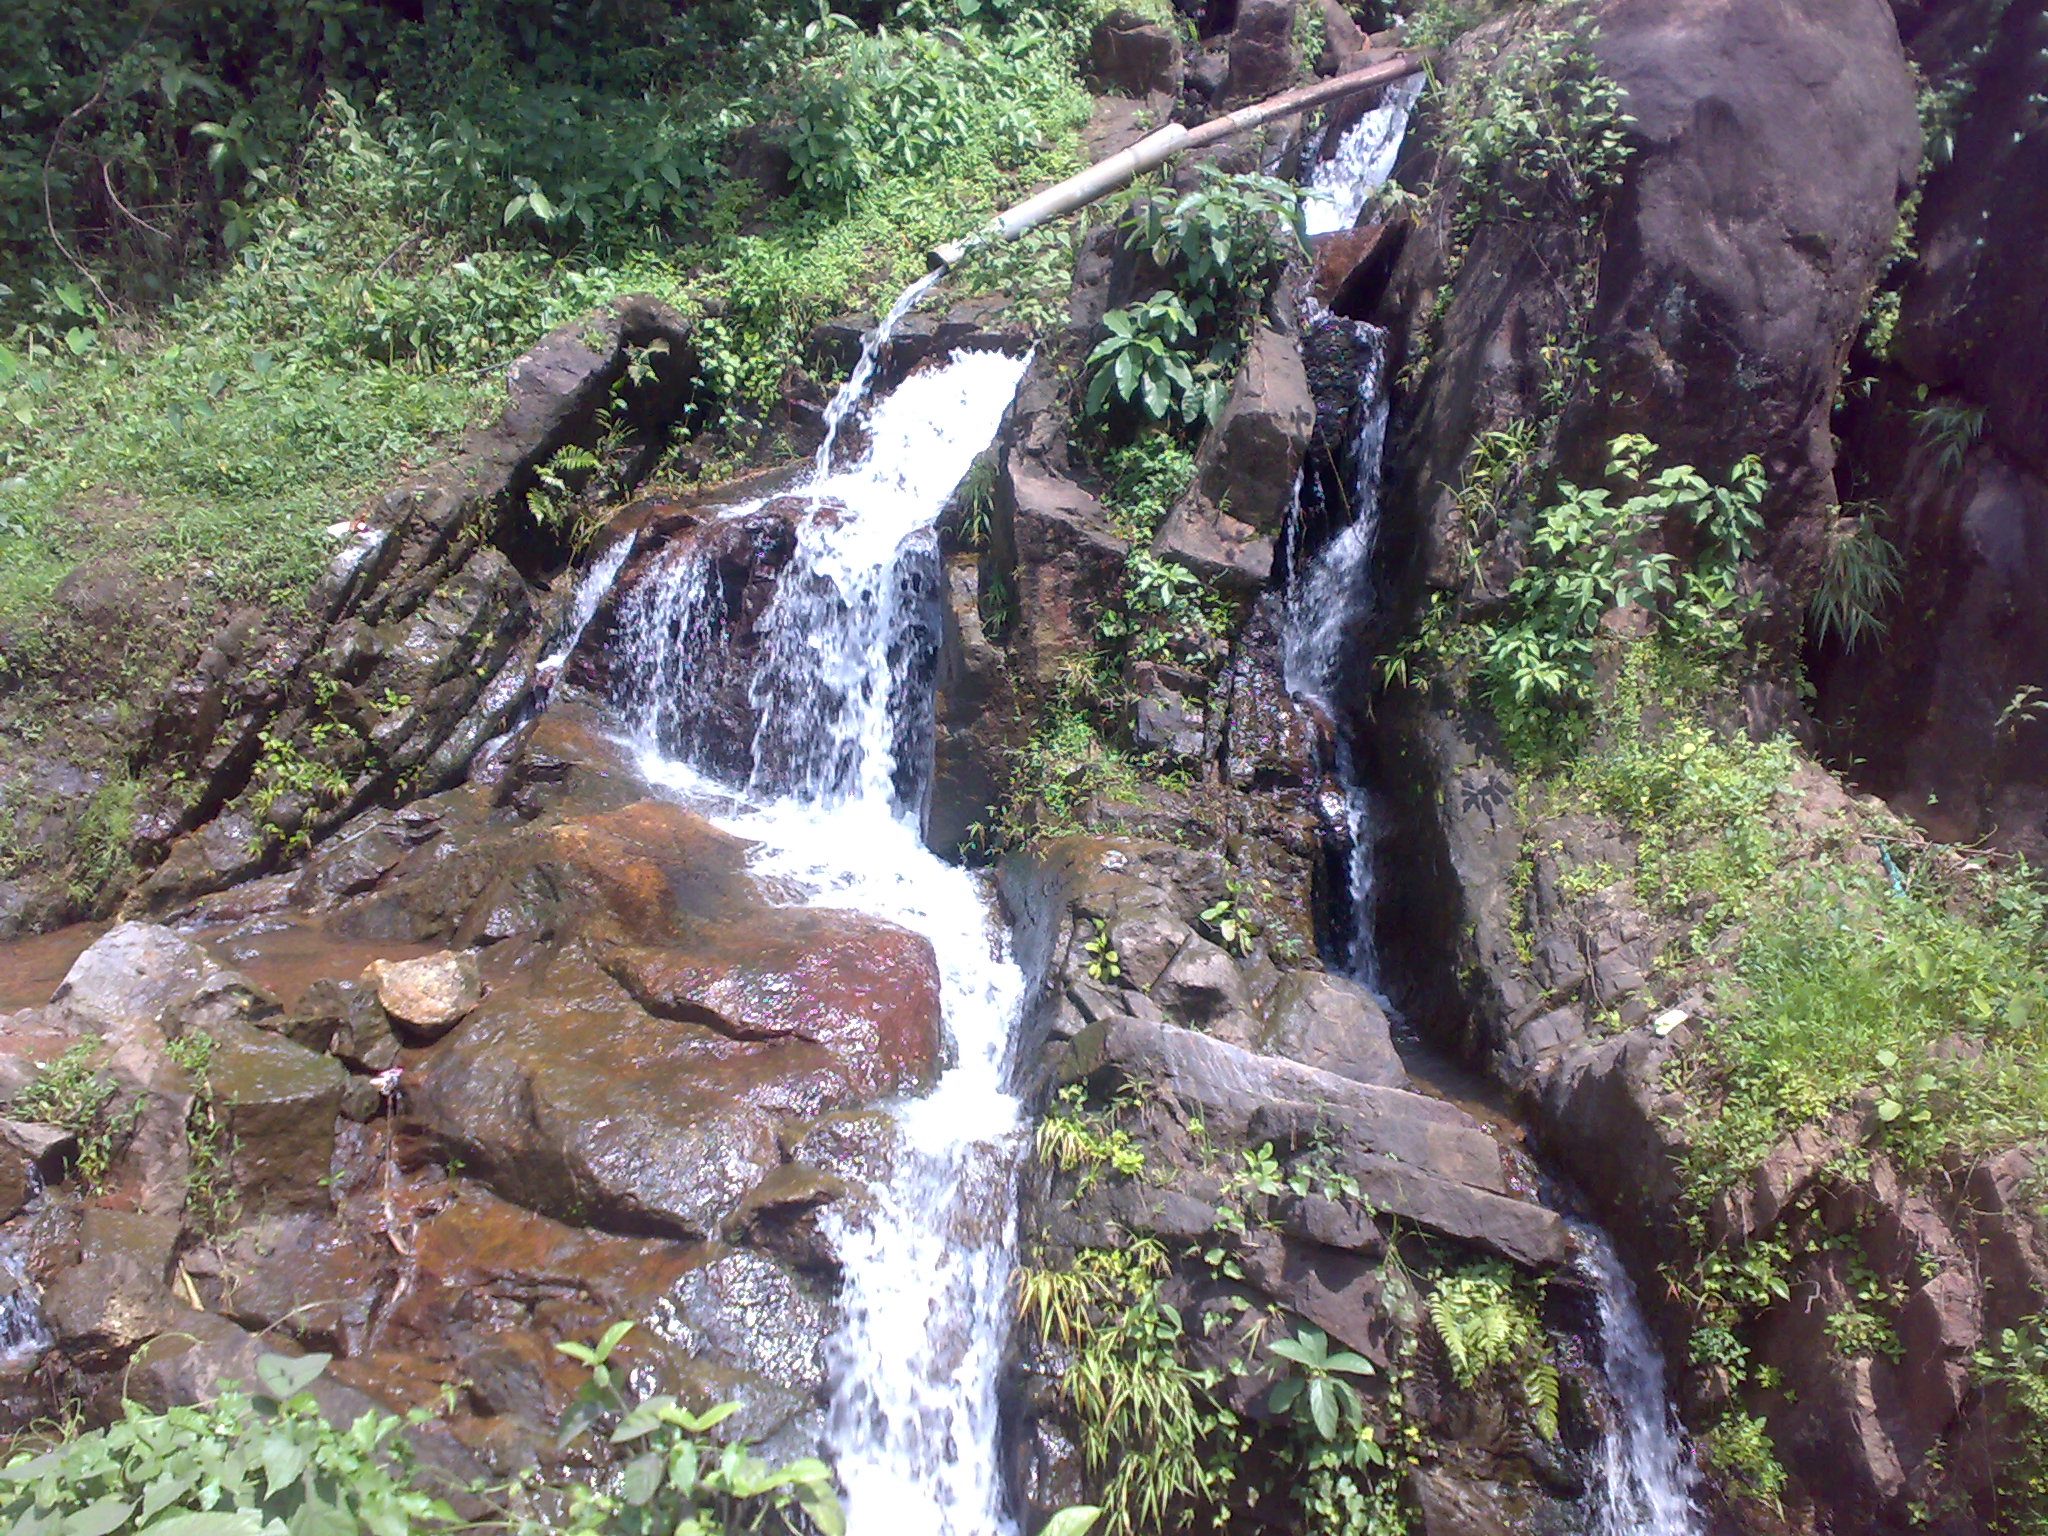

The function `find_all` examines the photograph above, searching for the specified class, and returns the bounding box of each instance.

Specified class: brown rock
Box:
[1088,10,1183,96]
[1257,971,1406,1087]
[1312,221,1408,311]
[43,1209,179,1364]
[207,1024,347,1212]
[1224,0,1300,105]
[364,950,482,1040]
[1182,325,1315,540]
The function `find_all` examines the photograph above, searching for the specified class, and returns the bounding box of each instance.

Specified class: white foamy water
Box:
[617,325,1031,1536]
[1286,77,1706,1534]
[1577,1227,1703,1536]
[539,528,638,674]
[1303,75,1424,238]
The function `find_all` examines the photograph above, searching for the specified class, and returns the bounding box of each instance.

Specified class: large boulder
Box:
[1224,0,1301,105]
[1061,1014,1570,1267]
[1087,9,1183,96]
[205,1024,346,1213]
[1817,4,2048,861]
[1586,0,1921,534]
[1155,326,1315,596]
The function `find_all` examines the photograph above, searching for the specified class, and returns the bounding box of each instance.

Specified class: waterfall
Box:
[0,1239,48,1372]
[539,529,638,676]
[815,267,950,476]
[1577,1227,1703,1536]
[1303,76,1425,238]
[612,283,1032,1536]
[1284,85,1704,1536]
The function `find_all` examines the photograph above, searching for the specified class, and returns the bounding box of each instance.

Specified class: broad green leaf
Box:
[255,1352,330,1400]
[797,1483,847,1536]
[621,1451,665,1507]
[1039,1508,1102,1536]
[63,1499,134,1536]
[1309,1377,1339,1439]
[138,1515,267,1536]
[261,1431,307,1495]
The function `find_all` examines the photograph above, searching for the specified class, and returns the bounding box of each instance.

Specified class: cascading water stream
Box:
[607,289,1032,1536]
[1284,85,1703,1536]
[1577,1227,1703,1536]
[1303,75,1425,238]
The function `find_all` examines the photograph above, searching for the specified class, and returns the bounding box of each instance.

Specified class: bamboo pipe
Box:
[928,50,1427,269]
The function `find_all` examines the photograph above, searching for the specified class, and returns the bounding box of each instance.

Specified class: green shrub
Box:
[1084,169,1305,434]
[0,1351,460,1535]
[1434,23,1634,247]
[1474,435,1764,751]
[1704,1410,1788,1506]
[1425,1262,1560,1441]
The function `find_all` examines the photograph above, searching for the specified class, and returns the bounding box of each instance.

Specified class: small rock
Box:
[0,1119,70,1220]
[364,951,482,1040]
[293,977,401,1072]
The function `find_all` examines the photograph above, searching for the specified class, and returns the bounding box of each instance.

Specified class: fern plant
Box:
[1426,1263,1561,1441]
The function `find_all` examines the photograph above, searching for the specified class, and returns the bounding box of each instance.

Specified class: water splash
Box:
[617,339,1031,1536]
[815,269,950,476]
[1576,1226,1704,1536]
[539,528,638,675]
[0,1241,49,1372]
[1303,76,1425,238]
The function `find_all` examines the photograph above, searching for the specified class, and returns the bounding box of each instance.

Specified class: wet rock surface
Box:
[0,690,938,1460]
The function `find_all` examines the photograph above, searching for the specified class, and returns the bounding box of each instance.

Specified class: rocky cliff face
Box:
[1820,0,2048,864]
[1347,3,2048,1532]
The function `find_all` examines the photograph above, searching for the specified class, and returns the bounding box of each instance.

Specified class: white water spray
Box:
[815,268,950,476]
[1303,76,1425,238]
[540,528,638,675]
[615,306,1032,1536]
[1577,1227,1703,1536]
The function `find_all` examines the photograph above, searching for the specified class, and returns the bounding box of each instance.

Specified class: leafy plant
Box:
[1037,1084,1147,1191]
[9,1040,135,1190]
[1975,1314,2048,1530]
[166,1030,239,1234]
[1097,435,1195,544]
[1809,511,1902,651]
[1425,1263,1560,1440]
[1476,436,1764,744]
[1084,292,1222,427]
[1433,23,1635,249]
[1016,1239,1228,1536]
[1268,1326,1376,1440]
[1912,401,1987,475]
[550,1321,844,1535]
[1704,1410,1788,1506]
[1083,920,1123,984]
[1111,166,1305,322]
[1200,881,1260,957]
[0,1351,460,1534]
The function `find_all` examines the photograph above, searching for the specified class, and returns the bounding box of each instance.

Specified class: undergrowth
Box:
[1534,643,2048,1205]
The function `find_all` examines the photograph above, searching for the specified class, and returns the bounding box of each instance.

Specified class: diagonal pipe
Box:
[928,49,1428,270]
